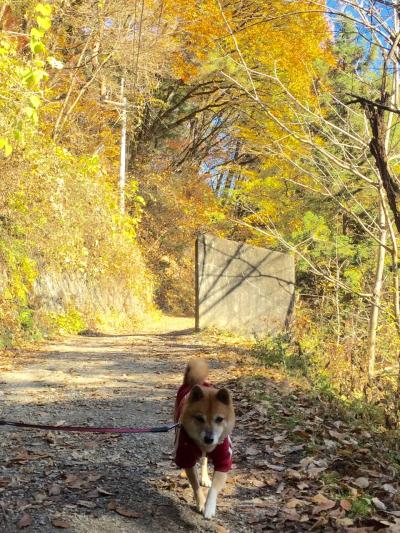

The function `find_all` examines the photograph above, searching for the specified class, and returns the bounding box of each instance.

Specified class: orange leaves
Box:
[163,0,226,81]
[163,0,332,87]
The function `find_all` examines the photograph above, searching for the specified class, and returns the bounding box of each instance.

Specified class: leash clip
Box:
[151,423,180,433]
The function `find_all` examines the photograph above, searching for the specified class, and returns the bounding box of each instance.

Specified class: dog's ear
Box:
[216,388,231,406]
[188,385,204,402]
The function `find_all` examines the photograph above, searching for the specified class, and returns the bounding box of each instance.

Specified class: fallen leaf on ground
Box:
[97,487,113,496]
[286,498,304,509]
[16,513,32,529]
[245,446,260,456]
[107,500,117,511]
[336,517,354,527]
[340,499,352,511]
[286,469,302,480]
[77,500,96,509]
[51,518,71,529]
[9,449,30,465]
[114,506,142,518]
[64,474,85,489]
[250,479,264,487]
[353,477,369,489]
[33,492,47,503]
[88,473,102,482]
[383,483,397,494]
[265,462,285,471]
[282,507,301,521]
[311,493,336,514]
[107,500,142,518]
[273,433,287,443]
[48,484,61,496]
[372,497,386,511]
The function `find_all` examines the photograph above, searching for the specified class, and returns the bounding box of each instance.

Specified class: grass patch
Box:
[253,333,308,374]
[350,496,372,518]
[321,471,341,487]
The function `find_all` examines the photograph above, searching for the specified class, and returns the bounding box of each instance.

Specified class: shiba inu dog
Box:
[174,359,235,519]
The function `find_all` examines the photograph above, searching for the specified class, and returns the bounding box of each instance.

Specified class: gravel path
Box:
[0,318,246,532]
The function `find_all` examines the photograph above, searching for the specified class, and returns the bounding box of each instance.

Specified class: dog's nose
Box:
[204,435,214,444]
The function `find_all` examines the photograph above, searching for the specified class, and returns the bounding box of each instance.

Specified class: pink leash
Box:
[0,419,179,434]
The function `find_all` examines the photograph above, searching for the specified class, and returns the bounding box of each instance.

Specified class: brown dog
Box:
[174,359,235,519]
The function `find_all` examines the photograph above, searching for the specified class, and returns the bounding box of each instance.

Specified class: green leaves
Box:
[23,67,48,87]
[30,27,45,40]
[36,15,51,31]
[292,211,331,246]
[343,268,362,291]
[29,94,41,109]
[0,38,11,56]
[0,11,47,158]
[0,138,13,157]
[30,3,52,56]
[23,106,39,124]
[35,3,52,17]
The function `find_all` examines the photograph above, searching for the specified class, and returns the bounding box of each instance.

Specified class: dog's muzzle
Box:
[204,431,215,445]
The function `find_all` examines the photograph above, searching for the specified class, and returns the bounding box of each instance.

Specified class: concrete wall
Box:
[195,234,295,337]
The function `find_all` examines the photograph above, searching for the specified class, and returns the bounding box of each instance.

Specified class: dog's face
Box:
[181,386,235,452]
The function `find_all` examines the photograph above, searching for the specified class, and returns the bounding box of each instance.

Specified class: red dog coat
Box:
[174,383,233,473]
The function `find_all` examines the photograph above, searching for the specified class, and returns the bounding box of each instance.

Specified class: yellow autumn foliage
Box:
[0,5,154,345]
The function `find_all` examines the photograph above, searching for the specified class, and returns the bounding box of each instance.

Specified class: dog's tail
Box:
[183,359,209,386]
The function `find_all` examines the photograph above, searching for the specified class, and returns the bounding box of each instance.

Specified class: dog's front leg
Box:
[200,456,211,487]
[203,470,227,519]
[185,466,205,513]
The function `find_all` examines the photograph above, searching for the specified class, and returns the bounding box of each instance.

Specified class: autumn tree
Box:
[126,0,334,313]
[209,0,400,421]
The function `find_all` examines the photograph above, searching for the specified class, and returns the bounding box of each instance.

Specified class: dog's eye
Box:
[215,416,224,423]
[194,415,205,423]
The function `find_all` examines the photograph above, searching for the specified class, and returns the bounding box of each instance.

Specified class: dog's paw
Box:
[203,492,217,519]
[196,490,206,513]
[200,475,212,488]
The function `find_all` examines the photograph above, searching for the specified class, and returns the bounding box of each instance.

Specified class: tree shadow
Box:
[0,392,212,532]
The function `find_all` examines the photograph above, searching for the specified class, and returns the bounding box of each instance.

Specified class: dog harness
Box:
[174,383,233,473]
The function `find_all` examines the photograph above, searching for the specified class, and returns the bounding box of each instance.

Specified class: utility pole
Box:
[101,78,128,215]
[119,78,127,215]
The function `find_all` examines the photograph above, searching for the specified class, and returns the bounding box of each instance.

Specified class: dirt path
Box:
[1,318,400,532]
[0,318,248,532]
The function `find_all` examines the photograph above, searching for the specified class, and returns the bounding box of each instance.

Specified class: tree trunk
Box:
[367,198,387,384]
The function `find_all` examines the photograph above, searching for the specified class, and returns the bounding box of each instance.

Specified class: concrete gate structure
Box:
[195,234,295,337]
